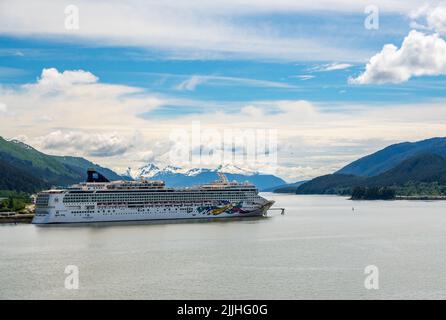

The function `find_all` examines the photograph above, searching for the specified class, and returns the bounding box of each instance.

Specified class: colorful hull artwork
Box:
[197,202,250,215]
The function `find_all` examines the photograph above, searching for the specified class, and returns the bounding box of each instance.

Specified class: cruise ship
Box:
[32,169,275,224]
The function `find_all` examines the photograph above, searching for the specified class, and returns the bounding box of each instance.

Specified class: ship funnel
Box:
[86,169,110,183]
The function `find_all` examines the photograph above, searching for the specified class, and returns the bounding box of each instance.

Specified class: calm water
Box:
[2,194,446,299]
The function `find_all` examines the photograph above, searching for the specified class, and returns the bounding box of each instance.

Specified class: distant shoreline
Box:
[351,195,446,201]
[395,195,446,201]
[273,191,446,201]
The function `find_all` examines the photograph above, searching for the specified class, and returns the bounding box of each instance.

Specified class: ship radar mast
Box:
[217,172,229,184]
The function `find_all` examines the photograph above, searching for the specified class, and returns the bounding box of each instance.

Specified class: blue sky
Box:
[4,34,446,110]
[2,14,446,108]
[1,0,446,181]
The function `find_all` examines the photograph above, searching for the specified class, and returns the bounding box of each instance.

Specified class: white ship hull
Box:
[32,170,275,225]
[33,201,273,224]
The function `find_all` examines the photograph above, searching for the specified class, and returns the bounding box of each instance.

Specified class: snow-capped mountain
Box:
[184,167,210,177]
[139,163,160,178]
[162,165,188,174]
[123,163,286,191]
[123,164,189,179]
[8,138,34,150]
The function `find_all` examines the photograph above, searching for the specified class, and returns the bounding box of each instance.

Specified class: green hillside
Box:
[295,153,446,197]
[0,138,75,180]
[0,137,124,193]
[269,181,308,193]
[295,174,365,195]
[0,159,49,193]
[368,153,446,186]
[336,137,446,177]
[54,155,126,182]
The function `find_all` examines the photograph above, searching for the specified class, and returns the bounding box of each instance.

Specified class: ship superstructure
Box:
[32,170,274,224]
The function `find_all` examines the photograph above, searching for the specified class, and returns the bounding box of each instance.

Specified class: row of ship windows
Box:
[70,189,257,193]
[63,197,258,202]
[96,208,194,213]
[72,210,197,215]
[66,201,254,209]
[78,198,242,204]
[64,194,256,198]
[72,207,202,212]
[65,191,256,196]
[65,194,254,196]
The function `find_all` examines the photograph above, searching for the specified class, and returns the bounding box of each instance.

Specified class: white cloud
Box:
[274,165,331,182]
[0,102,7,113]
[0,67,165,160]
[38,115,53,122]
[38,130,136,157]
[176,74,298,91]
[353,4,446,85]
[311,63,353,72]
[150,99,446,181]
[33,68,98,87]
[176,76,207,91]
[349,30,446,84]
[0,0,395,61]
[240,105,264,117]
[427,5,446,34]
[294,75,315,80]
[411,4,446,35]
[3,68,446,181]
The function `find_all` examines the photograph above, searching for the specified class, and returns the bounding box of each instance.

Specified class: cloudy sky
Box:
[1,0,446,181]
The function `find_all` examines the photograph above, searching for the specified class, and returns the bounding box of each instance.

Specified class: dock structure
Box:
[0,213,34,224]
[268,207,285,215]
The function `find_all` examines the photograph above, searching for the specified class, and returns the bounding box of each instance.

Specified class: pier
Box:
[268,207,285,215]
[0,213,34,224]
